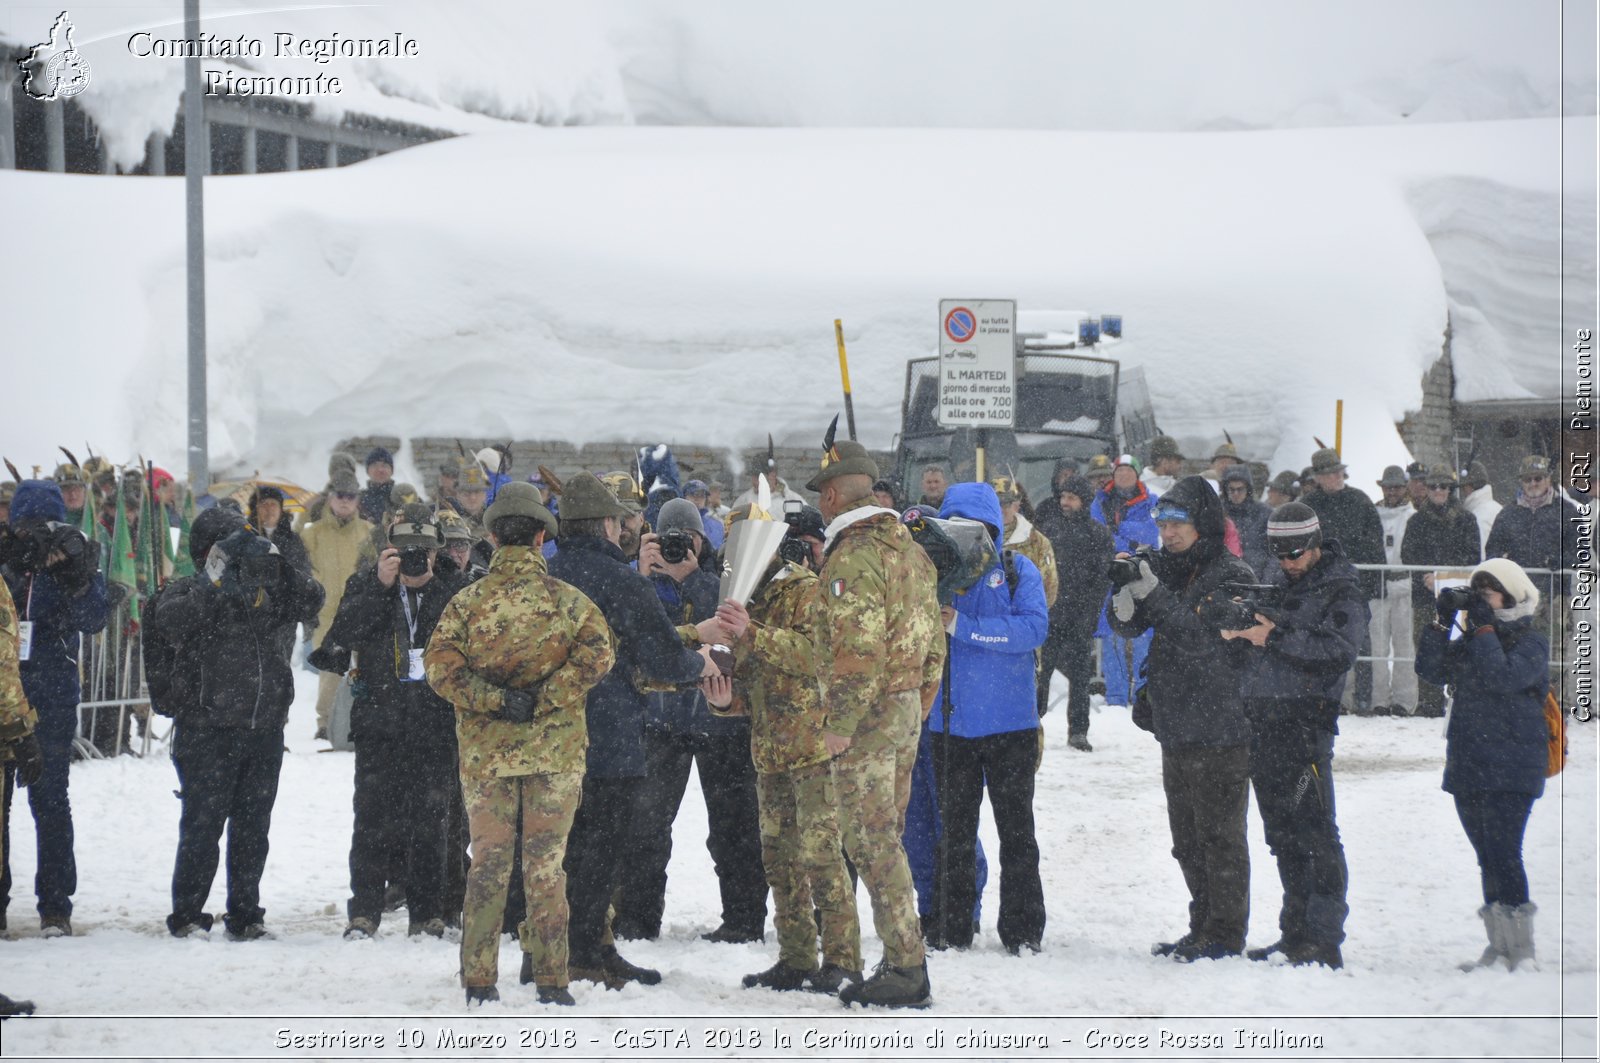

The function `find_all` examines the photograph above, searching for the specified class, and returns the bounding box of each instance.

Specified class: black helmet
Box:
[1267,501,1322,559]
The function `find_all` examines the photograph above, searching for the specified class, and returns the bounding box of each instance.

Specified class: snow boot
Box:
[0,993,35,1019]
[840,959,931,1009]
[1460,905,1506,972]
[601,944,661,986]
[702,922,764,944]
[1172,938,1242,963]
[343,917,377,941]
[1247,939,1294,962]
[1285,941,1343,969]
[741,961,814,991]
[1152,931,1199,957]
[805,963,863,994]
[1067,733,1093,752]
[536,985,575,1006]
[464,985,499,1006]
[408,918,446,938]
[1502,903,1538,972]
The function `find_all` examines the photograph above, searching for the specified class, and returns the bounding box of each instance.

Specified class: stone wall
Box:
[1397,320,1456,469]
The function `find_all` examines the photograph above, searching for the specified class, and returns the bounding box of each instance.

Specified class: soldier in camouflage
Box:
[714,505,862,994]
[808,437,944,1008]
[425,483,616,1007]
[0,578,40,1017]
[992,476,1059,607]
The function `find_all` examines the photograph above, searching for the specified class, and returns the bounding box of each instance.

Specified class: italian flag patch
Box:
[830,578,846,597]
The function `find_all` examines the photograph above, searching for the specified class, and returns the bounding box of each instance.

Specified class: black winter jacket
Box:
[1238,540,1368,729]
[1306,486,1385,598]
[1401,502,1481,607]
[323,567,470,743]
[1222,497,1273,581]
[1485,493,1581,574]
[549,535,705,778]
[2,565,109,711]
[1111,539,1254,749]
[645,568,746,737]
[1035,506,1114,638]
[149,565,323,730]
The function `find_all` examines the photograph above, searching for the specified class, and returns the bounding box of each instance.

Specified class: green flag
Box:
[108,480,139,624]
[171,488,197,579]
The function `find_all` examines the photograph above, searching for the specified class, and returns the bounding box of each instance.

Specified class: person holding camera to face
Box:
[1416,559,1550,973]
[1219,503,1366,970]
[1108,476,1255,964]
[614,498,767,945]
[312,504,471,941]
[0,480,109,938]
[149,506,323,940]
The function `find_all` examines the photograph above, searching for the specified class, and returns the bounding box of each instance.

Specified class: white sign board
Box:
[938,298,1016,428]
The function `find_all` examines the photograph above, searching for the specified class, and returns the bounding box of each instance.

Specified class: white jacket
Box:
[1462,488,1502,559]
[1376,501,1412,580]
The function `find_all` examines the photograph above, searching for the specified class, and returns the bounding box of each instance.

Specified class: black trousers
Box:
[564,774,637,965]
[1162,743,1251,949]
[1454,790,1536,906]
[169,724,285,934]
[1248,720,1349,947]
[1037,626,1096,736]
[616,728,767,936]
[929,728,1046,950]
[348,729,456,925]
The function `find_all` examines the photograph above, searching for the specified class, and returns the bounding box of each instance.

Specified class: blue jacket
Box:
[1415,616,1549,798]
[2,566,109,711]
[645,568,745,737]
[927,483,1049,738]
[699,508,725,551]
[1092,482,1160,637]
[1239,540,1369,728]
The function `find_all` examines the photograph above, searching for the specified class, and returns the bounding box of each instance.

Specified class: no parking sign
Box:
[938,298,1015,428]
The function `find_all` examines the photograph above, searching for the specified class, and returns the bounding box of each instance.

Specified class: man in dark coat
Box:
[149,506,324,940]
[0,481,109,936]
[615,498,766,944]
[1220,466,1272,580]
[1402,465,1481,717]
[547,473,716,988]
[1303,448,1385,714]
[358,447,396,525]
[1033,476,1113,749]
[1485,455,1581,593]
[1224,503,1367,970]
[1109,476,1255,962]
[315,505,471,939]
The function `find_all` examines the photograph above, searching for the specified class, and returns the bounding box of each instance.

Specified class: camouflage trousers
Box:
[757,760,861,973]
[460,771,582,989]
[833,690,923,968]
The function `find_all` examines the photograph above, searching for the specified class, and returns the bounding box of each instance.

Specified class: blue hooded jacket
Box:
[927,482,1049,738]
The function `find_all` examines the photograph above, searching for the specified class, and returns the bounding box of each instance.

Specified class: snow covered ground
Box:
[1,665,1593,1060]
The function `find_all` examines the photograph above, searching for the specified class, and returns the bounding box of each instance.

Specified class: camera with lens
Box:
[238,553,283,596]
[398,547,433,578]
[1107,546,1156,588]
[779,500,826,568]
[658,529,695,565]
[1437,586,1473,615]
[1,521,96,582]
[1199,582,1284,630]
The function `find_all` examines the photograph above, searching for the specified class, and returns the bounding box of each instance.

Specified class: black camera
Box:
[1199,582,1284,630]
[658,529,695,565]
[1108,547,1155,588]
[398,547,433,577]
[1437,586,1474,614]
[238,553,282,595]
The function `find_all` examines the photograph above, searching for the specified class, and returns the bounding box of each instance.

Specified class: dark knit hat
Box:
[654,497,704,538]
[1220,465,1254,490]
[364,446,394,470]
[1153,475,1226,538]
[1058,475,1095,509]
[1267,500,1322,557]
[9,480,66,526]
[190,505,248,563]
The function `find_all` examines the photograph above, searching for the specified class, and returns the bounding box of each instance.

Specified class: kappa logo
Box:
[19,11,92,101]
[830,578,846,598]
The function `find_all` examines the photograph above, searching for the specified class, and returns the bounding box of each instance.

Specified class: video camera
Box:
[1107,546,1156,589]
[778,499,826,569]
[1200,582,1285,630]
[901,505,998,606]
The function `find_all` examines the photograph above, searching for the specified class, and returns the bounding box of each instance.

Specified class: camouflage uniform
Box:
[732,561,860,974]
[425,545,615,991]
[1005,515,1059,607]
[0,579,39,878]
[814,499,944,969]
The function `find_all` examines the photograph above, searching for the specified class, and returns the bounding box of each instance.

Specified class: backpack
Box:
[1544,691,1567,777]
[140,587,178,717]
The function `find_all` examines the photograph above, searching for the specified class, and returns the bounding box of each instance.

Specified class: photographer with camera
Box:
[615,498,767,946]
[310,505,471,940]
[1402,465,1482,718]
[1415,558,1550,973]
[1092,455,1160,710]
[1108,476,1255,963]
[0,480,108,938]
[0,574,40,1015]
[147,505,323,940]
[1219,503,1365,970]
[425,482,614,1005]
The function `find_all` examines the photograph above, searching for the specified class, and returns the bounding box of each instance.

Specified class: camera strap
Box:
[399,586,426,681]
[17,577,34,661]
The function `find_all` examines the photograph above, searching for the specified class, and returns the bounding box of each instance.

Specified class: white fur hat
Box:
[1471,557,1540,621]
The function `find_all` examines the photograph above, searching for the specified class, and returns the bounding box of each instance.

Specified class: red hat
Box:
[151,467,174,489]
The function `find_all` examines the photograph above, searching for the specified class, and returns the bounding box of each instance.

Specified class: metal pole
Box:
[184,0,209,494]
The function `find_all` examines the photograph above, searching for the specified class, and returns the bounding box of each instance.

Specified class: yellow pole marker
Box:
[834,319,858,441]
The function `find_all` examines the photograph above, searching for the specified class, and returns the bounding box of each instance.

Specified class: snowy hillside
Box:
[0,117,1591,495]
[2,669,1593,1058]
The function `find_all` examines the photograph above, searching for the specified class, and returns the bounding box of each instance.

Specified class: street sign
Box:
[938,298,1016,428]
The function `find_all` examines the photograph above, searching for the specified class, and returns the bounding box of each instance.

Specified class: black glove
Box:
[498,685,539,724]
[1466,593,1497,631]
[307,642,351,676]
[12,734,43,788]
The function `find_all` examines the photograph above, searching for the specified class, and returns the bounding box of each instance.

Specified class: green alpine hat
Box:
[806,439,878,493]
[483,481,559,539]
[558,472,630,522]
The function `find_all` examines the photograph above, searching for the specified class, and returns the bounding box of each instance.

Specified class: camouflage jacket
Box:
[426,545,615,779]
[1005,515,1059,607]
[815,500,945,752]
[733,562,827,775]
[0,579,37,759]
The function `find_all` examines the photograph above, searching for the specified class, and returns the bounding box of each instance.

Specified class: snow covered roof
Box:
[0,117,1589,497]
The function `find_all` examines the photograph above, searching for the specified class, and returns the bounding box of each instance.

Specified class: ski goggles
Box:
[1151,502,1192,525]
